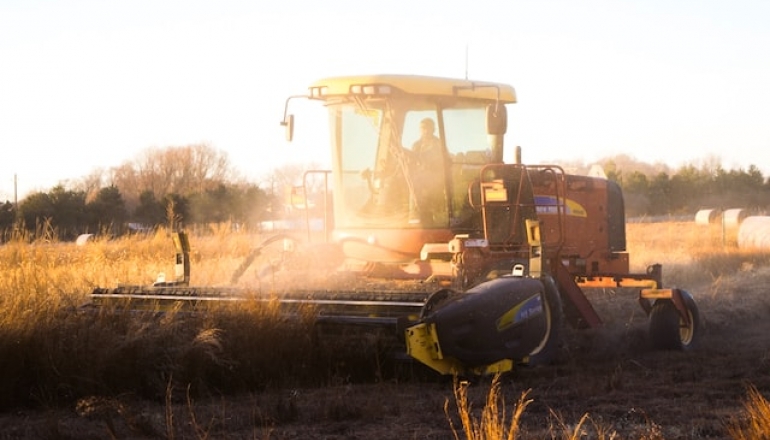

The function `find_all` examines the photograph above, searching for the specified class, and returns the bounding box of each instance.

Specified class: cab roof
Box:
[308,74,516,103]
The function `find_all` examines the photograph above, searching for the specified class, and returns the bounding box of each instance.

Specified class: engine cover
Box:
[424,276,548,366]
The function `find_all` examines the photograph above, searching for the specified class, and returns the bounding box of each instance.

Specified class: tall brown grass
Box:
[447,375,531,440]
[448,375,664,440]
[627,221,770,288]
[728,385,770,439]
[1,220,769,438]
[0,225,345,410]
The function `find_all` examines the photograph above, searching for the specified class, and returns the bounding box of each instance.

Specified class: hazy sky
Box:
[2,0,769,200]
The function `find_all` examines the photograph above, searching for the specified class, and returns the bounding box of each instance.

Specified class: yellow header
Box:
[309,74,516,103]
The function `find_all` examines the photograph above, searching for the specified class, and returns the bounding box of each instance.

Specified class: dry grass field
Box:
[1,220,769,439]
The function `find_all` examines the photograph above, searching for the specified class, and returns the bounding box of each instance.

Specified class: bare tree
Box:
[110,162,142,211]
[71,168,106,203]
[111,143,235,209]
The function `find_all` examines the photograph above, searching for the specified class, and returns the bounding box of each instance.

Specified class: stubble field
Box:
[0,220,769,439]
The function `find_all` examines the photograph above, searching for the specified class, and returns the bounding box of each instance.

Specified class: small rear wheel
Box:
[649,290,700,351]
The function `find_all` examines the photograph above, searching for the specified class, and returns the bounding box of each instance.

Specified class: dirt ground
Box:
[2,266,769,439]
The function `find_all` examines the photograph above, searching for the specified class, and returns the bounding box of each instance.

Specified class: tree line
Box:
[1,144,275,241]
[1,147,768,240]
[596,155,770,217]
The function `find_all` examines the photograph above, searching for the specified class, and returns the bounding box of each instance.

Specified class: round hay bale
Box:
[737,216,770,249]
[695,209,720,225]
[76,234,94,246]
[723,209,747,229]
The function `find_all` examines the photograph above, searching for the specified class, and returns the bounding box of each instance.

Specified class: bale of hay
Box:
[737,216,770,249]
[695,209,720,225]
[75,234,94,246]
[723,209,747,229]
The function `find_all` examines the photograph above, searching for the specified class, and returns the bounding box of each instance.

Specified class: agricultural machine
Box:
[91,74,701,375]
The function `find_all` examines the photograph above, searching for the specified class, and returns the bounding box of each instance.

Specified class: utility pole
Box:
[464,44,469,80]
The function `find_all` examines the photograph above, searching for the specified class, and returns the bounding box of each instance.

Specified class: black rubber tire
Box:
[527,276,564,365]
[649,290,701,351]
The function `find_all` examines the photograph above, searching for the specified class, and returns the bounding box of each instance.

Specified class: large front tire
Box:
[649,290,700,351]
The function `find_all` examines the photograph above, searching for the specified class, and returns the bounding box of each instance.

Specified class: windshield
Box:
[327,96,497,231]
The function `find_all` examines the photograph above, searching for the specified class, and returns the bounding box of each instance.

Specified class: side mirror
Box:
[282,114,295,142]
[486,103,507,135]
